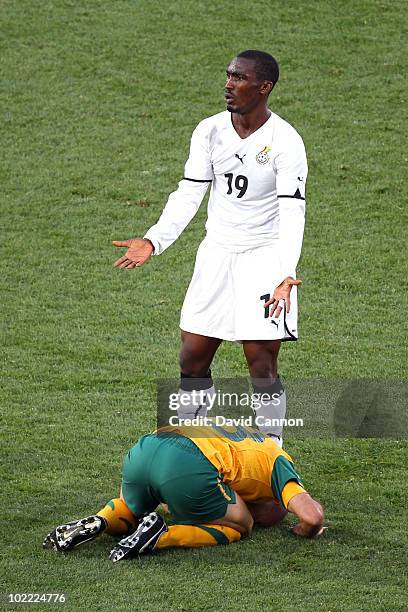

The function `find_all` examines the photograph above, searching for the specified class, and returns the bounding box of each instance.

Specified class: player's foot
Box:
[43,515,107,552]
[109,512,167,562]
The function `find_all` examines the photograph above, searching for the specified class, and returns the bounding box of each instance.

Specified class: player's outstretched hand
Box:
[112,238,154,269]
[264,276,302,318]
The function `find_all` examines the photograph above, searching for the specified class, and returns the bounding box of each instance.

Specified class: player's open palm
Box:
[112,238,154,269]
[264,276,302,318]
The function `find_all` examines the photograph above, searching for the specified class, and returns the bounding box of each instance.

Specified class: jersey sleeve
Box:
[144,121,213,255]
[184,120,214,181]
[275,131,308,282]
[281,481,307,508]
[271,454,305,508]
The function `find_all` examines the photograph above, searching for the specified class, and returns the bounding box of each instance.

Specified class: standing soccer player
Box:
[113,50,308,445]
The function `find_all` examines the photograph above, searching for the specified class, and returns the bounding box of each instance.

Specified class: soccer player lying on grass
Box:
[43,424,324,561]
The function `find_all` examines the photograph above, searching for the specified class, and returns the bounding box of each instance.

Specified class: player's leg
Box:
[43,497,139,552]
[243,338,281,380]
[177,239,237,420]
[156,436,249,547]
[97,497,139,535]
[234,244,296,445]
[152,492,252,554]
[177,331,222,420]
[243,339,286,445]
[207,490,254,535]
[180,331,222,377]
[110,492,252,562]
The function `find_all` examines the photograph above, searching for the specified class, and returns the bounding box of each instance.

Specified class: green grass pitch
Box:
[1,1,407,610]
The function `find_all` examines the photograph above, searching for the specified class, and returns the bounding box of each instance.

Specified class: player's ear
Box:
[260,81,274,96]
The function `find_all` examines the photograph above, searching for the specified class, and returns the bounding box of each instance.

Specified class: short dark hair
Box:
[237,50,279,87]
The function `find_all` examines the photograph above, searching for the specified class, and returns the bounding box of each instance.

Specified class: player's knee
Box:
[179,359,206,377]
[222,498,254,536]
[224,514,253,537]
[243,513,254,536]
[179,350,211,377]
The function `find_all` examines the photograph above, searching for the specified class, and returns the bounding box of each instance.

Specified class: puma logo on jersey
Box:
[235,153,246,164]
[271,319,279,328]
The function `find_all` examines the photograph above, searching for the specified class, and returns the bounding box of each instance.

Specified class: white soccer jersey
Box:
[144,110,307,281]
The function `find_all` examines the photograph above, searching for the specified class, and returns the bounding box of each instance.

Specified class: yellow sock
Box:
[96,498,138,536]
[155,524,241,549]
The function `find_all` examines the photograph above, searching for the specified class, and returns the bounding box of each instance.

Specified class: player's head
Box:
[237,50,279,88]
[225,50,279,115]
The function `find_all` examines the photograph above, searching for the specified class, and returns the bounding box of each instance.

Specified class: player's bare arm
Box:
[287,492,324,538]
[112,238,154,269]
[263,276,302,318]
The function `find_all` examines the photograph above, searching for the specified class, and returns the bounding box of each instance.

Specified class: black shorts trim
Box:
[183,177,212,183]
[283,307,297,341]
[278,193,305,201]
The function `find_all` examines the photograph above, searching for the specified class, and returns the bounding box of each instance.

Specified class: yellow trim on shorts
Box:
[217,479,233,502]
[282,481,306,508]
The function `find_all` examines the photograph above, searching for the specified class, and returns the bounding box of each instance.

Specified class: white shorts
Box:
[180,238,298,342]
